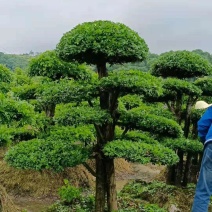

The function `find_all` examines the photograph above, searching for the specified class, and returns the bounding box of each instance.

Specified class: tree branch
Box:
[83,162,96,177]
[94,124,104,142]
[166,101,175,114]
[121,127,129,137]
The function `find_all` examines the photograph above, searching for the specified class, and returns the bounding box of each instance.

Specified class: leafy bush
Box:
[58,180,81,204]
[0,93,36,126]
[46,195,95,212]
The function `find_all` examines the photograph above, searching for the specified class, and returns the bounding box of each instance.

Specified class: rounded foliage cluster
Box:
[195,77,212,96]
[29,51,91,80]
[56,20,149,65]
[5,139,91,171]
[103,140,179,165]
[151,50,212,78]
[162,138,203,153]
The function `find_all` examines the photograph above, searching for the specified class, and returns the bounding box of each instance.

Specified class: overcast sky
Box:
[1,0,212,54]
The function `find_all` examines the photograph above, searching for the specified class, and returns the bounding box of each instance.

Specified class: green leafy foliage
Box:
[48,125,96,145]
[115,128,158,145]
[58,180,81,204]
[54,104,111,126]
[0,93,36,126]
[56,20,148,65]
[46,195,95,212]
[194,77,212,96]
[99,70,163,98]
[162,138,203,153]
[119,95,143,110]
[0,52,30,70]
[12,83,39,100]
[190,108,205,124]
[107,53,159,72]
[128,104,174,119]
[103,140,179,165]
[36,79,98,107]
[5,139,91,171]
[29,50,92,81]
[120,181,195,212]
[0,64,12,93]
[120,108,182,138]
[0,125,39,146]
[163,78,202,96]
[151,50,212,78]
[0,64,12,83]
[192,49,212,64]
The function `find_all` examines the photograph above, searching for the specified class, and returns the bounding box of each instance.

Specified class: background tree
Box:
[5,21,182,212]
[150,50,212,186]
[0,52,30,70]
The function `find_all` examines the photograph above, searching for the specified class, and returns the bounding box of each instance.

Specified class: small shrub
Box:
[58,180,81,204]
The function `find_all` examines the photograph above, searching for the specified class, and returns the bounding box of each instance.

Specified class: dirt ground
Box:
[12,162,164,212]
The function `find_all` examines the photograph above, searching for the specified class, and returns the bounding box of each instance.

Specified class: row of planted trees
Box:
[0,21,212,211]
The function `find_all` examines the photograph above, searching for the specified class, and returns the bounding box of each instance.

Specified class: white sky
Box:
[1,0,212,54]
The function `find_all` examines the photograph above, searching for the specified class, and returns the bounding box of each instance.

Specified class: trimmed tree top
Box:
[56,20,149,65]
[29,50,91,81]
[151,50,212,78]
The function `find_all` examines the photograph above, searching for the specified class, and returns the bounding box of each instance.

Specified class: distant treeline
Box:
[0,51,40,71]
[0,49,212,71]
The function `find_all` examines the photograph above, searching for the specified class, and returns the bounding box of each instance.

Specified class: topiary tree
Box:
[55,21,181,211]
[5,21,182,212]
[150,50,212,186]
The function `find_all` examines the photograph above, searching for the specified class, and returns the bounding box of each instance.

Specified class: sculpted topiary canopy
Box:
[151,50,212,78]
[29,51,91,81]
[56,20,149,65]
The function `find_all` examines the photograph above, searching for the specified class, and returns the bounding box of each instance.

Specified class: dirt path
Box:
[12,196,56,212]
[13,163,164,211]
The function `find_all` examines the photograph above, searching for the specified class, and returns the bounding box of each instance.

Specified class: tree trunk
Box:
[95,152,106,212]
[95,62,118,212]
[184,98,192,138]
[106,158,118,212]
[182,152,192,187]
[175,150,184,186]
[45,104,56,118]
[175,94,183,124]
[166,165,176,185]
